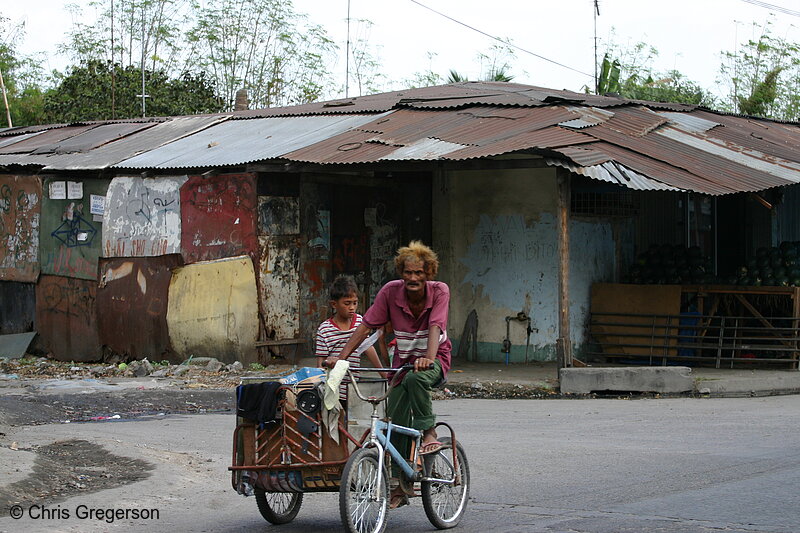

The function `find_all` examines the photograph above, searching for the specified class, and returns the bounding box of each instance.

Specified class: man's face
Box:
[402,259,427,295]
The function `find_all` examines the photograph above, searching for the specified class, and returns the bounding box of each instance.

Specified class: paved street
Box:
[2,396,800,532]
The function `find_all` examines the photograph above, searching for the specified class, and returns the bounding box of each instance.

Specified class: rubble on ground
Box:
[0,356,559,399]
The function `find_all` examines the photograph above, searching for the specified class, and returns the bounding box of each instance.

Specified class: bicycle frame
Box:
[347,366,460,500]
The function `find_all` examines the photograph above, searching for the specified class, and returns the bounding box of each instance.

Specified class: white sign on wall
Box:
[49,181,66,200]
[90,194,105,215]
[67,181,84,199]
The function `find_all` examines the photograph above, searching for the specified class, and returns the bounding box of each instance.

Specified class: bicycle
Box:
[340,364,470,533]
[230,363,469,533]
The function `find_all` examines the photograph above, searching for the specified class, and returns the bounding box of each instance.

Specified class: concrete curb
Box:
[559,366,694,395]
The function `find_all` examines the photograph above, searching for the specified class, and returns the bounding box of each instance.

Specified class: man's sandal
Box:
[419,440,443,455]
[389,490,409,509]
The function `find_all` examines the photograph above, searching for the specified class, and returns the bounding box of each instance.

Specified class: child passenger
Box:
[315,276,385,400]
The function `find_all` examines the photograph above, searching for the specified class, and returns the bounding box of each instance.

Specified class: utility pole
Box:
[594,0,600,94]
[345,0,351,98]
[0,68,12,128]
[137,3,150,117]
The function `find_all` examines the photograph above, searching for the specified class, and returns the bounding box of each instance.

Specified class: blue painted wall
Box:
[434,167,625,363]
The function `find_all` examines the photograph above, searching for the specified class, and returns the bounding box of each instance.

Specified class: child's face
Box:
[331,292,358,321]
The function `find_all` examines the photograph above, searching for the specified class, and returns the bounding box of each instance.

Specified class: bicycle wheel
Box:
[254,488,303,524]
[339,447,389,533]
[421,437,470,529]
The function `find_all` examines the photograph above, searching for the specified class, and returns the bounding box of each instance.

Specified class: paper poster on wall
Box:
[90,194,105,215]
[67,181,84,200]
[49,181,66,199]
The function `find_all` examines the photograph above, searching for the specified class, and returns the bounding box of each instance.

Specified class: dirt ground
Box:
[0,439,153,518]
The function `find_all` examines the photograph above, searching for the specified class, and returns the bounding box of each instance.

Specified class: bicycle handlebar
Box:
[345,364,413,403]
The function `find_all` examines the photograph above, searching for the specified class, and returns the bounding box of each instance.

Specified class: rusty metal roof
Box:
[0,82,798,195]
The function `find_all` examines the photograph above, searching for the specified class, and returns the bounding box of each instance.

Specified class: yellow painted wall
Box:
[167,255,259,364]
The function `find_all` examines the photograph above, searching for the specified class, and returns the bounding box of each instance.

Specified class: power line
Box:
[407,0,594,78]
[740,0,800,17]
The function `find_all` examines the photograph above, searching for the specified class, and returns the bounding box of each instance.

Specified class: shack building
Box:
[2,82,800,368]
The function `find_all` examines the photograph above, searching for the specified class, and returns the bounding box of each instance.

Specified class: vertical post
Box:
[0,68,12,128]
[557,168,572,368]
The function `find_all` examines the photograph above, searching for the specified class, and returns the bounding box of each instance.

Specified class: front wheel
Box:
[254,489,303,524]
[339,447,389,533]
[422,437,470,529]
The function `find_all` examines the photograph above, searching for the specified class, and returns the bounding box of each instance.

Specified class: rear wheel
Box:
[339,447,388,533]
[254,489,303,524]
[421,437,470,529]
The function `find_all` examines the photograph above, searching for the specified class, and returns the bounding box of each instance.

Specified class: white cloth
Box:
[323,360,350,443]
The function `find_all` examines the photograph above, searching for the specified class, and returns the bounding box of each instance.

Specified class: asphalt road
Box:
[2,396,799,533]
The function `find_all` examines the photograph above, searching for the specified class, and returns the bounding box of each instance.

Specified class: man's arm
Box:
[414,324,441,372]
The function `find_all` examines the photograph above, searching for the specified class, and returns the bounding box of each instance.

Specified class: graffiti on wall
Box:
[103,176,187,257]
[41,177,109,281]
[181,173,258,264]
[0,175,41,282]
[459,214,615,346]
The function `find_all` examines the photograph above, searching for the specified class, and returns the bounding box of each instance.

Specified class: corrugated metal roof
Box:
[0,124,97,154]
[114,113,388,169]
[656,112,720,133]
[1,82,798,196]
[546,158,683,191]
[40,116,227,170]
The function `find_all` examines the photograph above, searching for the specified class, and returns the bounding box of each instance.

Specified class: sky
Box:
[2,0,799,99]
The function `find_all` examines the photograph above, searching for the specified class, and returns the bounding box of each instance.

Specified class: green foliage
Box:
[596,38,714,106]
[596,54,621,94]
[42,60,224,122]
[184,0,336,109]
[719,20,800,120]
[345,19,386,96]
[737,66,783,117]
[0,16,48,126]
[447,70,468,83]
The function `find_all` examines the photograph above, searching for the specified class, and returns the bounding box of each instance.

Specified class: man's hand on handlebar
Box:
[413,357,435,372]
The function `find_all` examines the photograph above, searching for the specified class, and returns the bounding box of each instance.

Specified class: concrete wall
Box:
[434,166,619,362]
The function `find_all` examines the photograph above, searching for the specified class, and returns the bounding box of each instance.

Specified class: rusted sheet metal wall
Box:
[35,274,102,361]
[97,254,183,361]
[103,175,187,257]
[40,177,110,280]
[0,175,41,282]
[258,196,299,235]
[0,281,35,334]
[180,173,258,264]
[258,195,301,340]
[166,255,258,364]
[299,182,333,345]
[259,236,301,339]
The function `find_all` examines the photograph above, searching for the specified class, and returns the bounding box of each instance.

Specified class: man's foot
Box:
[389,488,409,509]
[420,428,442,455]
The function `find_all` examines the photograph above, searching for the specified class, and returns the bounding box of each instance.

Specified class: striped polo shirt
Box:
[315,313,363,399]
[362,280,451,377]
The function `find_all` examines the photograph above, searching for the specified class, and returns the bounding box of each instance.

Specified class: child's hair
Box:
[329,275,359,301]
[394,240,439,278]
